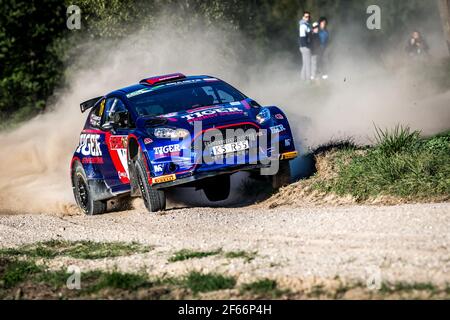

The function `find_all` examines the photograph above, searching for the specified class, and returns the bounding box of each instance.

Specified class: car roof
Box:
[107,75,217,97]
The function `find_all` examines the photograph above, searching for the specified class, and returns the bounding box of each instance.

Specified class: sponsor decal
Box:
[270,124,286,135]
[82,157,104,164]
[230,102,242,106]
[203,78,219,82]
[108,135,129,181]
[154,144,181,155]
[275,113,284,120]
[76,134,102,157]
[118,172,128,179]
[144,138,153,145]
[285,138,292,147]
[182,107,243,121]
[109,136,128,150]
[89,114,101,127]
[161,112,178,118]
[152,174,176,184]
[126,88,151,98]
[154,164,164,173]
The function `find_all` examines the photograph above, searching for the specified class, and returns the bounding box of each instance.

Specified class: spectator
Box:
[318,17,329,79]
[406,31,429,58]
[299,11,312,81]
[310,22,321,80]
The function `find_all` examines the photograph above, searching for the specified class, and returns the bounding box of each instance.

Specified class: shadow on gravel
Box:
[164,153,319,210]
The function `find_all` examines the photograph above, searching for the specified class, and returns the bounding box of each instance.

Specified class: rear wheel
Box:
[203,175,231,202]
[271,161,292,189]
[72,162,107,215]
[134,152,166,213]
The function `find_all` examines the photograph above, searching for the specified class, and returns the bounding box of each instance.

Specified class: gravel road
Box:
[0,202,449,289]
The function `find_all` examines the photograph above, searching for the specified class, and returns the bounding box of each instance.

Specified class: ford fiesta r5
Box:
[71,73,298,215]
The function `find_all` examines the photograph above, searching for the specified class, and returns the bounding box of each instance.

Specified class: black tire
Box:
[203,175,231,202]
[271,161,292,190]
[72,162,107,215]
[134,152,166,213]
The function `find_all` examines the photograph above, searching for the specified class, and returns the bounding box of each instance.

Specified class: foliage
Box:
[313,129,450,200]
[0,240,152,260]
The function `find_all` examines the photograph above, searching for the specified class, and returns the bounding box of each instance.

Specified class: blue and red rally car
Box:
[71,74,297,215]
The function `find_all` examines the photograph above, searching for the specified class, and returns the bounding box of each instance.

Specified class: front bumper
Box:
[151,151,298,189]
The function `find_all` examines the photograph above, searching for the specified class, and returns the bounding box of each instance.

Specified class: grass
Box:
[312,127,450,201]
[168,249,222,262]
[0,240,152,260]
[0,258,42,289]
[89,271,150,292]
[1,255,448,299]
[380,282,440,295]
[0,255,238,298]
[182,271,236,294]
[224,250,257,263]
[240,279,286,298]
[168,249,257,263]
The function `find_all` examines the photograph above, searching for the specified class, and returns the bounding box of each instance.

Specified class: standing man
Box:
[318,17,329,79]
[299,11,312,81]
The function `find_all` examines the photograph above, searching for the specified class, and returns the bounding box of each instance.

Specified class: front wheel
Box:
[271,161,292,189]
[72,162,107,215]
[134,152,166,213]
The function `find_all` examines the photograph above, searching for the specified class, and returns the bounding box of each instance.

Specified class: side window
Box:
[87,99,105,129]
[201,86,219,104]
[217,89,235,103]
[102,98,129,128]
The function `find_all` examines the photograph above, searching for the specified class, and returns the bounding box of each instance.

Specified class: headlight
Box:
[152,128,190,139]
[256,108,271,124]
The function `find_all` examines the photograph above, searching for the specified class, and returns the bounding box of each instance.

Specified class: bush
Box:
[314,128,450,200]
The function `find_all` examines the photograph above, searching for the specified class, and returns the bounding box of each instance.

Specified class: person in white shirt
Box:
[299,11,312,81]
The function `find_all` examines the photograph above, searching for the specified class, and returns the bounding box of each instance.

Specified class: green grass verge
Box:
[313,127,450,201]
[182,272,236,294]
[168,249,257,263]
[224,250,257,263]
[0,257,237,299]
[240,279,286,298]
[168,249,222,262]
[1,256,448,299]
[0,240,152,260]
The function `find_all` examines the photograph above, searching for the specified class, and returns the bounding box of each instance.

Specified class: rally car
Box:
[71,73,298,215]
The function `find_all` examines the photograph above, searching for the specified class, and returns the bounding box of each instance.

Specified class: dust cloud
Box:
[0,15,449,214]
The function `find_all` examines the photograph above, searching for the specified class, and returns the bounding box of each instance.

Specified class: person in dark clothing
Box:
[318,17,329,79]
[310,22,321,80]
[406,31,429,58]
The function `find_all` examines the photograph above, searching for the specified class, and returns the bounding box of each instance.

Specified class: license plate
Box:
[211,140,250,156]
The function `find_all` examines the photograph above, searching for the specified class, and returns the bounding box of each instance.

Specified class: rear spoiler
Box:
[80,96,103,113]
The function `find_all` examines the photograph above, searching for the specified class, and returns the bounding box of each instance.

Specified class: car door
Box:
[100,97,131,188]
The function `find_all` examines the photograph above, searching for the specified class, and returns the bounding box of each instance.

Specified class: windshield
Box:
[128,81,247,117]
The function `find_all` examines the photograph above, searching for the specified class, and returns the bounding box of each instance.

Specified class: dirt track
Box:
[1,202,449,290]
